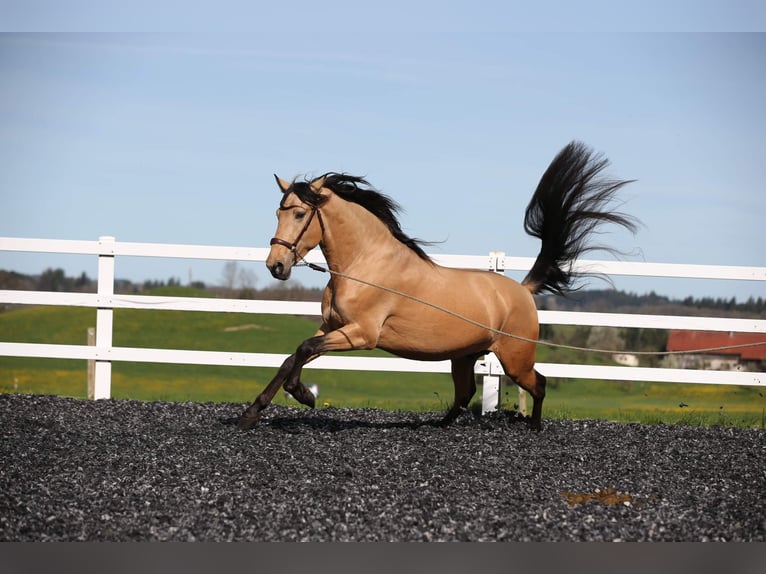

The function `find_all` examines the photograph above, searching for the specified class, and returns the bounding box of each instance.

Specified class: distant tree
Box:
[238,267,258,290]
[74,271,91,288]
[586,326,624,352]
[539,323,555,341]
[552,325,591,347]
[0,270,34,291]
[38,268,69,292]
[221,261,239,294]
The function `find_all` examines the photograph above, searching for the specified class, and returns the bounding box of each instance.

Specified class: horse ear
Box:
[274,175,291,194]
[310,175,326,193]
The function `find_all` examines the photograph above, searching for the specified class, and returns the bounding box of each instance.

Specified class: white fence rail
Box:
[1,236,765,412]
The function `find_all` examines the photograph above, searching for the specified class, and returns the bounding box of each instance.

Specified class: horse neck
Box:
[319,197,402,271]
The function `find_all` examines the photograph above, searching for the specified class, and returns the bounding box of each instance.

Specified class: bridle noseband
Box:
[270,205,324,260]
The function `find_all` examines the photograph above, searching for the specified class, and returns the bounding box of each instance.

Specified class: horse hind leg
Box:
[510,368,545,431]
[440,355,479,426]
[526,369,546,431]
[494,347,546,430]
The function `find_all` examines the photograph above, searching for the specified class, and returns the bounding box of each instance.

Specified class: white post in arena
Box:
[478,251,506,415]
[477,353,503,415]
[94,236,115,399]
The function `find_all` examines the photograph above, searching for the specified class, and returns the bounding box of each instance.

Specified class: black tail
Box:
[522,141,639,295]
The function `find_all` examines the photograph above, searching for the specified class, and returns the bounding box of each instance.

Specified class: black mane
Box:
[283,173,433,262]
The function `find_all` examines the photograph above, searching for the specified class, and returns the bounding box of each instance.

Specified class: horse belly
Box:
[376,313,492,361]
[374,269,537,361]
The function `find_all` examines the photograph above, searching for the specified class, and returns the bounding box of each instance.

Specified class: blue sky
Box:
[1,3,765,300]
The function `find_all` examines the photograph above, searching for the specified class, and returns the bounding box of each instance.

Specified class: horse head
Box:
[266,174,327,280]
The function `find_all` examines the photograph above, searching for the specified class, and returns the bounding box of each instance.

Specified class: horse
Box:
[238,141,637,431]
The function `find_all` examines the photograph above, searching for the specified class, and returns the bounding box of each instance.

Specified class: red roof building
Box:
[666,330,766,362]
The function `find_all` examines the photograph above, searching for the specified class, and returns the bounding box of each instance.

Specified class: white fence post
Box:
[94,236,115,399]
[86,327,95,399]
[476,353,504,415]
[477,251,509,415]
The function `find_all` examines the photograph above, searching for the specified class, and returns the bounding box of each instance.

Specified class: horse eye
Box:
[295,211,306,221]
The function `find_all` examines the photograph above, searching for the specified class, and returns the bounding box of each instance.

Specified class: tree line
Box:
[2,267,763,315]
[536,289,765,316]
[0,266,324,303]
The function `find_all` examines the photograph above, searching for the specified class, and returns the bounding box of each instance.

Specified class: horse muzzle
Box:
[267,258,292,280]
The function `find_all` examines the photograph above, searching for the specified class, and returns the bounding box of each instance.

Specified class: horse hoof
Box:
[292,387,315,408]
[238,412,261,430]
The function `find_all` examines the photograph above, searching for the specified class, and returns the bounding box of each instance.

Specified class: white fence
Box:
[1,236,765,413]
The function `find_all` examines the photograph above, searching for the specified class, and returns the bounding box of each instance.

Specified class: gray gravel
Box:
[1,393,764,541]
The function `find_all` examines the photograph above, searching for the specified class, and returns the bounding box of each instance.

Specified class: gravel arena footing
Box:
[1,394,764,542]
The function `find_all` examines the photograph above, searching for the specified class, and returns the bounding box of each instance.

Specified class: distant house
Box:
[664,330,766,371]
[613,353,639,367]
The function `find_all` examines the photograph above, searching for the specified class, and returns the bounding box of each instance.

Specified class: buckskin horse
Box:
[238,141,637,430]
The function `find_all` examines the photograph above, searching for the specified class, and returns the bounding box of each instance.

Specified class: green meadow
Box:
[1,294,764,428]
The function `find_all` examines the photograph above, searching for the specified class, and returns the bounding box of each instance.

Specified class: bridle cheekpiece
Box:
[269,205,324,261]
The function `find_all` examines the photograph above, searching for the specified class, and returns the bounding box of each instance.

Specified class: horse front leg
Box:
[281,324,377,411]
[238,353,298,430]
[281,336,324,408]
[239,325,371,430]
[238,346,320,430]
[239,326,332,429]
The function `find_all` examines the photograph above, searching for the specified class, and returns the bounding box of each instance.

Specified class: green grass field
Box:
[1,297,764,428]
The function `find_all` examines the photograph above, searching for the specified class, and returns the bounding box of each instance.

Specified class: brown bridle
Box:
[269,205,325,261]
